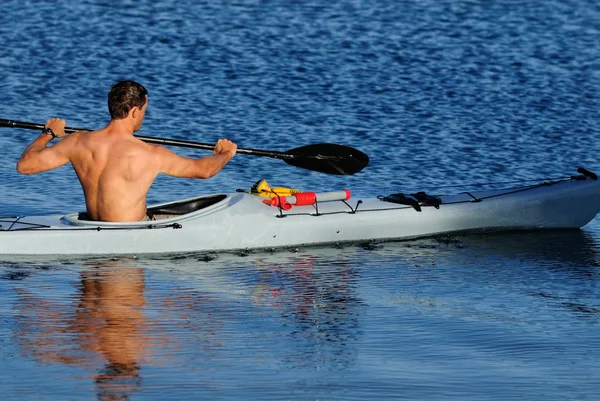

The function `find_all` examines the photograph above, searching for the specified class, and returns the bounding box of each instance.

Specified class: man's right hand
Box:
[213,139,237,159]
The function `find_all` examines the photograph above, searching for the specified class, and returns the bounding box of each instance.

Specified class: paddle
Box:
[0,118,369,175]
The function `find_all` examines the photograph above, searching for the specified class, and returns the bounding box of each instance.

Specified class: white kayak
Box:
[0,171,599,256]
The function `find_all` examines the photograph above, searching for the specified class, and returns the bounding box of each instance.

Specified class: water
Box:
[1,0,600,399]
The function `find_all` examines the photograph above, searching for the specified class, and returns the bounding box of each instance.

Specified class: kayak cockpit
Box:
[63,194,230,227]
[147,194,227,216]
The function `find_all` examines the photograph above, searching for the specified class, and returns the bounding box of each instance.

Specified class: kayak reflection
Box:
[11,252,365,397]
[150,251,364,370]
[252,254,362,367]
[443,229,600,268]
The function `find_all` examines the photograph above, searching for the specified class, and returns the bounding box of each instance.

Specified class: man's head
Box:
[108,81,148,131]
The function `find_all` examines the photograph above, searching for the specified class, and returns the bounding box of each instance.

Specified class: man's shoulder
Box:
[144,141,173,154]
[113,136,166,161]
[71,128,103,140]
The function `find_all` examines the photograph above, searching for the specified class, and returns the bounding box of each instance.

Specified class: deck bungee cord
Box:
[0,219,184,232]
[350,175,575,194]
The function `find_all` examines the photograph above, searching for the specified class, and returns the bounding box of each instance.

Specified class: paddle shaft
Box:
[1,118,369,175]
[0,119,296,161]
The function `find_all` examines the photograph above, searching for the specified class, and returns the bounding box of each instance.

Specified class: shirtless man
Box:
[17,81,237,222]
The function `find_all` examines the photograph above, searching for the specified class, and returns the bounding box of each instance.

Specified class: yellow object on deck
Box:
[250,179,301,198]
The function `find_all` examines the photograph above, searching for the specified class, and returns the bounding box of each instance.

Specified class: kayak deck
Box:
[0,174,599,255]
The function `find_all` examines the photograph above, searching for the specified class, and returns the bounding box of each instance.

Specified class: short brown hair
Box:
[108,81,148,120]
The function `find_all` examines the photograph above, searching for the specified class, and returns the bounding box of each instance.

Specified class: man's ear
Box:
[130,106,139,119]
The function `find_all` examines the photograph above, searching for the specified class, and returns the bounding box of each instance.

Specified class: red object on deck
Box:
[263,190,351,209]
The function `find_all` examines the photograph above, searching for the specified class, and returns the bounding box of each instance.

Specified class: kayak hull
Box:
[1,177,599,255]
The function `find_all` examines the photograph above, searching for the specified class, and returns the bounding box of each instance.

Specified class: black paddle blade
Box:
[285,143,369,175]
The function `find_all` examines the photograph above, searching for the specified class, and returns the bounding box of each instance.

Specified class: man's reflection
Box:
[78,264,146,400]
[15,260,148,400]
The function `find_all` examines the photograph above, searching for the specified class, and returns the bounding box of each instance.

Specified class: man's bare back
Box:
[17,81,237,222]
[66,128,161,221]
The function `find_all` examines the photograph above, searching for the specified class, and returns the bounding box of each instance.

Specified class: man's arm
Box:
[16,118,72,175]
[156,139,237,179]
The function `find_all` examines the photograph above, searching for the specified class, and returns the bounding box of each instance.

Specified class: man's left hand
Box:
[45,118,67,138]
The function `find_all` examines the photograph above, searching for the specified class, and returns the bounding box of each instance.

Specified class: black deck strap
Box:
[377,192,443,212]
[412,191,442,209]
[464,192,482,202]
[378,193,422,211]
[576,167,598,181]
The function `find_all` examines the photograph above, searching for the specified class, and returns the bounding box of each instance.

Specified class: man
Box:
[17,81,237,222]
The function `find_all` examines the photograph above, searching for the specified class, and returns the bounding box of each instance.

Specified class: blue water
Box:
[1,0,600,399]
